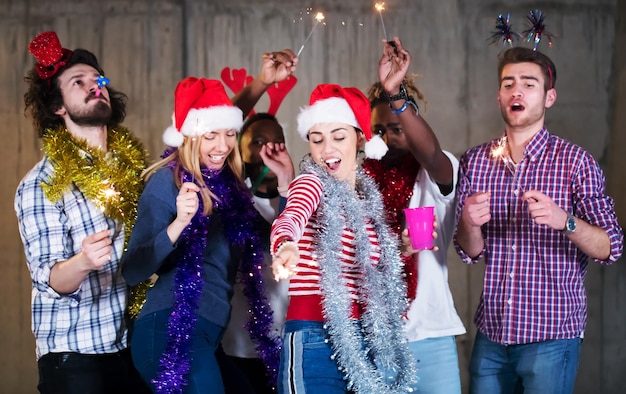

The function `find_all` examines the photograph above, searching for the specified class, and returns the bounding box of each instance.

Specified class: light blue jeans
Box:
[278,320,348,394]
[469,331,581,394]
[408,336,462,393]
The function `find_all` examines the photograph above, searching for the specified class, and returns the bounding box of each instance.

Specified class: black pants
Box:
[37,348,151,394]
[216,346,274,394]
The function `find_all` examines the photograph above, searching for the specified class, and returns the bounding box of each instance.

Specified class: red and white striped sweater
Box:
[270,173,381,322]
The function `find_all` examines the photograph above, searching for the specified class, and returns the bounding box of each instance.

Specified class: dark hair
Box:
[497,47,557,91]
[367,75,427,111]
[24,48,127,137]
[240,112,280,138]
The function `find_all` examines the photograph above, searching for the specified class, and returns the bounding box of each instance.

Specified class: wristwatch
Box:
[562,212,576,235]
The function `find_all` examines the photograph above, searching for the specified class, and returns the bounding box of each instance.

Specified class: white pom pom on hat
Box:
[296,83,388,159]
[162,77,243,147]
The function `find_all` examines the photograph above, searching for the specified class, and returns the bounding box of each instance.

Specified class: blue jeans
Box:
[278,320,348,394]
[469,331,581,394]
[131,309,225,394]
[408,336,461,393]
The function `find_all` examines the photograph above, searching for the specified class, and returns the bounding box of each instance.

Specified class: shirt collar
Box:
[523,127,549,162]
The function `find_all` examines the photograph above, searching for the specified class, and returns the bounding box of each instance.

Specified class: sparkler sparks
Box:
[375,2,388,40]
[297,12,326,57]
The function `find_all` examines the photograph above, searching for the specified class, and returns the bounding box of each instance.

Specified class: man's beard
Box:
[68,99,112,127]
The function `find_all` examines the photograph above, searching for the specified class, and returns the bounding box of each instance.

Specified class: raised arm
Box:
[377,37,453,187]
[232,49,298,117]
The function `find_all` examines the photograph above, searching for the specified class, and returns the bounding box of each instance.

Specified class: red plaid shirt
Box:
[454,128,623,345]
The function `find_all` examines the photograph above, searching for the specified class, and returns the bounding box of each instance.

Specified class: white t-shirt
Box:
[221,182,289,358]
[403,151,466,342]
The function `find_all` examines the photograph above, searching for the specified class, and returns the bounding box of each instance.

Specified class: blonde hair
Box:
[143,134,245,216]
[367,74,428,111]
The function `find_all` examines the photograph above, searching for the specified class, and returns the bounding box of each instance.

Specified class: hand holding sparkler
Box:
[272,240,299,281]
[297,12,325,57]
[260,48,298,84]
[378,36,410,95]
[80,229,113,270]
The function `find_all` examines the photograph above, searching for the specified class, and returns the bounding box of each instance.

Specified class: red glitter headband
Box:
[547,66,554,89]
[28,31,73,80]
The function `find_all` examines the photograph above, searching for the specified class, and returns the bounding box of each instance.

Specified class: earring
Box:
[356,149,365,167]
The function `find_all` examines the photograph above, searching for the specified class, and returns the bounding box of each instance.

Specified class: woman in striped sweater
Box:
[270,84,417,394]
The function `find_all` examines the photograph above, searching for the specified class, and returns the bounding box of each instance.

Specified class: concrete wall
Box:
[1,0,624,392]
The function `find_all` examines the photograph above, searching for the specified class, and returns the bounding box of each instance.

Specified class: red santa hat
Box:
[163,77,243,147]
[296,83,388,159]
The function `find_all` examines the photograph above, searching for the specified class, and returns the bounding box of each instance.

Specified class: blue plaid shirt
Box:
[454,128,623,345]
[15,157,128,358]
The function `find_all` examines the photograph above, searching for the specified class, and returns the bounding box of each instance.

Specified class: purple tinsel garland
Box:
[152,154,280,393]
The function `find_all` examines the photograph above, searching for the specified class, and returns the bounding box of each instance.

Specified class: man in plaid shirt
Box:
[454,47,623,394]
[15,31,149,394]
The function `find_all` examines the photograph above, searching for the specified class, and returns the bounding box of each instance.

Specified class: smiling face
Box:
[307,122,364,184]
[199,128,238,170]
[54,64,112,127]
[497,62,556,134]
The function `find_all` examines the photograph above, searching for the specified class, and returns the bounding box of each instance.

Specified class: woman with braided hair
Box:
[363,37,466,393]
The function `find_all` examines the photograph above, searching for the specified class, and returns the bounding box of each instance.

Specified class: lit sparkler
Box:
[96,179,122,238]
[491,135,517,174]
[96,179,120,211]
[375,2,388,41]
[297,12,325,57]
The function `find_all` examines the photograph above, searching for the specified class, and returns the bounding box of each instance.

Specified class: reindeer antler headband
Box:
[220,67,297,116]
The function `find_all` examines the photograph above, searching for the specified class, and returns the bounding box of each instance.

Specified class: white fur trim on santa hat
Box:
[163,106,244,147]
[296,97,358,139]
[180,106,243,137]
[364,134,389,160]
[163,125,184,147]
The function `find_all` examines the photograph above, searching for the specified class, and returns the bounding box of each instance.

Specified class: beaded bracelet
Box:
[272,239,298,258]
[385,84,408,102]
[390,99,419,115]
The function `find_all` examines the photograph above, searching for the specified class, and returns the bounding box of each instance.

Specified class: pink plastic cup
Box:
[403,206,435,250]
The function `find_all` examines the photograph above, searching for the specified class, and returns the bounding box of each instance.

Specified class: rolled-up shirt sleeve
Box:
[575,152,623,264]
[16,166,81,301]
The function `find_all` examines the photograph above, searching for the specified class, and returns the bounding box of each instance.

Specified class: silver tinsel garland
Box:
[301,156,417,393]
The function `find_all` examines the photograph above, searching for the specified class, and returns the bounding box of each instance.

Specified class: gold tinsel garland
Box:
[41,126,151,319]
